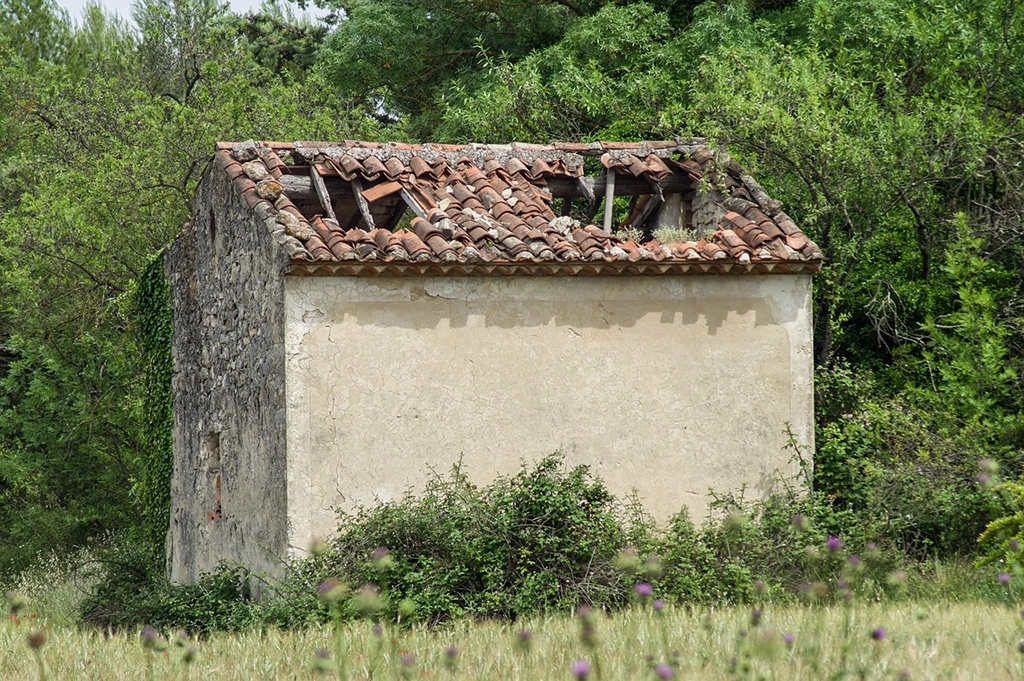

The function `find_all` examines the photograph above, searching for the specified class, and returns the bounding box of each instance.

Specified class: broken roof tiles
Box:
[213,139,822,276]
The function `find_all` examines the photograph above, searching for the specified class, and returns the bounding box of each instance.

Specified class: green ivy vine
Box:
[134,252,174,564]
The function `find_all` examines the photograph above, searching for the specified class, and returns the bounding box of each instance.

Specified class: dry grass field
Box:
[3,598,1024,680]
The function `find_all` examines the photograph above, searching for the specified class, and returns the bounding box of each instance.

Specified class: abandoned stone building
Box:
[164,139,821,582]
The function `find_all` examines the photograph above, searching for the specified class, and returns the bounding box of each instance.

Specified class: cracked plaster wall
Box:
[165,163,289,584]
[284,274,813,554]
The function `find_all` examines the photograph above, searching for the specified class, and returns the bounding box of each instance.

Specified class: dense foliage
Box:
[0,0,1021,618]
[78,456,1014,633]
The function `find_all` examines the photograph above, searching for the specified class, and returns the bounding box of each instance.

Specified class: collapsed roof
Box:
[213,139,822,276]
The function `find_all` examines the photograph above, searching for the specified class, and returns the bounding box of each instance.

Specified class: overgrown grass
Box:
[5,600,1024,679]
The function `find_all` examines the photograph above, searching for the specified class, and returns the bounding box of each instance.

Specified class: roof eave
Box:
[284,259,823,277]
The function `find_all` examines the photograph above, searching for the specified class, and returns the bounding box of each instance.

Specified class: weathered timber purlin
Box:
[602,171,616,234]
[308,164,336,222]
[277,173,693,202]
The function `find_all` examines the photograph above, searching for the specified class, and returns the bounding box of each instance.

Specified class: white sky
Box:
[53,0,325,26]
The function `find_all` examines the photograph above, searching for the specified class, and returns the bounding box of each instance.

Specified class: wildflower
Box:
[317,578,347,606]
[371,547,395,572]
[803,545,821,562]
[999,572,1011,585]
[654,662,674,679]
[140,625,159,649]
[847,554,862,567]
[571,659,591,679]
[351,584,383,617]
[753,580,767,598]
[871,627,887,641]
[1012,539,1022,552]
[6,592,27,617]
[373,623,384,637]
[613,547,640,573]
[578,606,598,648]
[652,599,665,612]
[312,648,332,675]
[443,645,459,671]
[783,633,795,646]
[826,535,843,553]
[724,510,748,534]
[398,598,417,618]
[515,628,533,652]
[887,570,908,589]
[183,646,197,664]
[1018,640,1024,654]
[643,554,664,579]
[26,630,46,650]
[978,459,998,488]
[790,514,810,533]
[635,582,654,599]
[750,608,763,627]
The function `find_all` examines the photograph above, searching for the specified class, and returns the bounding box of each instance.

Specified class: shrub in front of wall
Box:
[291,454,643,624]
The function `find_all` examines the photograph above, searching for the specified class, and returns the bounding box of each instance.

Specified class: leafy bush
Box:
[77,452,1017,633]
[80,535,258,634]
[290,454,639,624]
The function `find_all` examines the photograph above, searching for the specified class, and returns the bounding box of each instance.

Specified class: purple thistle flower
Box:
[515,628,533,653]
[999,572,1011,585]
[783,632,795,646]
[1011,539,1021,552]
[571,659,591,679]
[635,582,654,598]
[871,627,887,641]
[847,554,861,567]
[654,662,674,679]
[652,599,665,611]
[826,535,843,553]
[400,653,416,667]
[750,608,762,626]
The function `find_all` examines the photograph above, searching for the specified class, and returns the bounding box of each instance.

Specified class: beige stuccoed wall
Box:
[283,274,813,556]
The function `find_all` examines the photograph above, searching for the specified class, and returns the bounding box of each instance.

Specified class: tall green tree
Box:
[0,0,379,573]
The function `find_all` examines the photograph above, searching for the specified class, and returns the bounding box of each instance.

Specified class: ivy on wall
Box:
[133,252,174,565]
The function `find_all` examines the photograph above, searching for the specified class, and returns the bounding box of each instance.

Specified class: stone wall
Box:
[283,274,814,555]
[165,163,289,583]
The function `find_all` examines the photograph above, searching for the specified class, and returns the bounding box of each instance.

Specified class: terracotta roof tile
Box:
[215,140,822,276]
